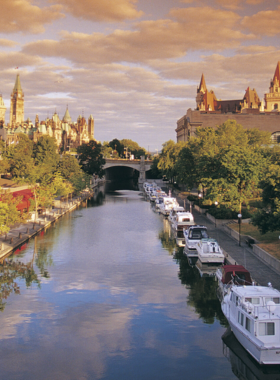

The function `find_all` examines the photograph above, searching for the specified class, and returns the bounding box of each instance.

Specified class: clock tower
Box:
[10,74,24,125]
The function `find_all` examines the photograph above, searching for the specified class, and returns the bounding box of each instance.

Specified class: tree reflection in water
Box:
[173,247,228,326]
[0,258,40,311]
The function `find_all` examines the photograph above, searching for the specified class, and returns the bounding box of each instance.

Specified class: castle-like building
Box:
[176,61,280,143]
[0,74,94,150]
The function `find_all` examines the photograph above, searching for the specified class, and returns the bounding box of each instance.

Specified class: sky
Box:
[0,0,280,151]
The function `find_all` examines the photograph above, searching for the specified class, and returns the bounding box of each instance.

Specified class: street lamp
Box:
[198,193,202,208]
[214,201,218,227]
[238,213,242,246]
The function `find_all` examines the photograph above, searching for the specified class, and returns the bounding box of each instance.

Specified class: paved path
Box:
[173,193,280,290]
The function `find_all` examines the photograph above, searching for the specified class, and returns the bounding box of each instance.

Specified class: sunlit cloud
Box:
[0,0,64,34]
[54,0,144,22]
[242,6,280,36]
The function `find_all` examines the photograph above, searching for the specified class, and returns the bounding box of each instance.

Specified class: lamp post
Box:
[214,201,218,227]
[198,193,202,208]
[238,213,242,246]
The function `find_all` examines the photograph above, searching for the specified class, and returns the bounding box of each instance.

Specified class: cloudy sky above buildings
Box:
[0,0,280,150]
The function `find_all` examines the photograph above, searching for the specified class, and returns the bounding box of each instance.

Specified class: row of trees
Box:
[0,135,105,234]
[101,138,146,159]
[153,120,280,234]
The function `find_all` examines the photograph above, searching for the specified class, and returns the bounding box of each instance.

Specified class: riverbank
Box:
[0,183,104,260]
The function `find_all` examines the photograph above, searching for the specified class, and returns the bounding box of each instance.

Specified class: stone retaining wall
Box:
[252,245,280,273]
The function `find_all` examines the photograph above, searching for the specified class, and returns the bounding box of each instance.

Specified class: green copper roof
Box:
[63,107,72,123]
[13,74,23,93]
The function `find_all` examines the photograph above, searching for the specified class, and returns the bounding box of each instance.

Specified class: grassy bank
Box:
[230,223,280,259]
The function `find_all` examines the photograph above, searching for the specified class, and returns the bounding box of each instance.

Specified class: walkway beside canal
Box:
[0,186,101,260]
[184,201,280,290]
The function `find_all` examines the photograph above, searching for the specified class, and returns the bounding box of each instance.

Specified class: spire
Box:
[13,74,22,93]
[198,73,207,93]
[63,106,72,123]
[273,61,280,83]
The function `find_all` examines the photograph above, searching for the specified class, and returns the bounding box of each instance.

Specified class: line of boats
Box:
[143,181,280,367]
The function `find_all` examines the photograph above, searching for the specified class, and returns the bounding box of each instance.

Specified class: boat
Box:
[183,225,208,255]
[196,238,224,264]
[195,260,222,278]
[222,327,280,380]
[172,211,194,231]
[175,229,185,247]
[168,206,185,224]
[216,264,252,298]
[221,283,280,365]
[159,197,179,216]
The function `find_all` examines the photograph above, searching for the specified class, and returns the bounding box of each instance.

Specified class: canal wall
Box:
[0,182,105,260]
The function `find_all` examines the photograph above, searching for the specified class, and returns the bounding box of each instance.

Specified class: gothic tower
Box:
[265,61,280,112]
[88,114,94,139]
[10,74,24,125]
[0,94,6,124]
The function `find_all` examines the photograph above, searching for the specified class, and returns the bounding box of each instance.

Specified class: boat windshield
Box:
[189,228,208,239]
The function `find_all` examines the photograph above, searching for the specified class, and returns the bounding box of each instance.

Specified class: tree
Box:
[157,140,185,183]
[33,135,59,172]
[58,154,90,193]
[77,140,105,177]
[251,146,280,233]
[108,139,124,158]
[120,139,146,159]
[101,142,113,158]
[0,189,27,235]
[206,145,266,213]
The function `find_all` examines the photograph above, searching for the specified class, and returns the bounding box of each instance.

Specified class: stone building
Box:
[0,75,95,149]
[176,61,280,143]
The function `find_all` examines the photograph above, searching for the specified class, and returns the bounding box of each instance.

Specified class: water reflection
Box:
[0,188,238,380]
[222,328,280,380]
[174,247,228,326]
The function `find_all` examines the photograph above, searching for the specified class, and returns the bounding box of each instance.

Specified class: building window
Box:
[274,104,278,110]
[259,322,275,336]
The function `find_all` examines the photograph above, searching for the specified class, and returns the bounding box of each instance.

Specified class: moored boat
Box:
[221,284,280,365]
[183,225,208,255]
[172,211,194,231]
[196,238,224,264]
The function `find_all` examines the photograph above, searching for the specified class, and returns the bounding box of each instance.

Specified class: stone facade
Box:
[0,75,95,150]
[176,62,280,143]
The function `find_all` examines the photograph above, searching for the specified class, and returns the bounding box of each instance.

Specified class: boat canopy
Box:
[221,265,252,285]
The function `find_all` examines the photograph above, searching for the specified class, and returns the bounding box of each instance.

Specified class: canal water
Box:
[0,188,275,380]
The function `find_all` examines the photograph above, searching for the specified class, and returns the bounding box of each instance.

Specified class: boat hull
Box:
[229,322,280,365]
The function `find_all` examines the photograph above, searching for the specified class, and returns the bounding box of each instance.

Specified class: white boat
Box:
[183,225,208,255]
[221,284,280,365]
[175,229,185,247]
[168,206,185,224]
[196,238,224,264]
[159,197,179,216]
[172,211,194,231]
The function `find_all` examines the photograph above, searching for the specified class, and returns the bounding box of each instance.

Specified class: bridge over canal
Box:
[104,157,152,185]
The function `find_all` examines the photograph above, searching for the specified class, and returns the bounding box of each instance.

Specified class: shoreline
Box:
[0,182,104,260]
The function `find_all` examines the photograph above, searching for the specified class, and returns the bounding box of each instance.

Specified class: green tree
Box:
[77,140,105,177]
[33,135,59,172]
[108,139,124,158]
[157,140,185,183]
[251,146,280,233]
[0,189,27,234]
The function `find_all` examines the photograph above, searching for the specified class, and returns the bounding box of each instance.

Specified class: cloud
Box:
[54,0,143,22]
[215,0,242,10]
[0,0,64,34]
[0,39,18,47]
[242,7,280,36]
[22,6,252,65]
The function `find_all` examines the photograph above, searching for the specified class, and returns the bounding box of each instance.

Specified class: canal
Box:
[0,187,275,379]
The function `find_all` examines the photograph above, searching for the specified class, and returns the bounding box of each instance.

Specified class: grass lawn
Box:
[230,223,280,259]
